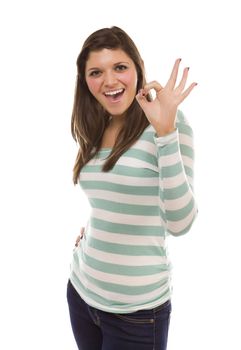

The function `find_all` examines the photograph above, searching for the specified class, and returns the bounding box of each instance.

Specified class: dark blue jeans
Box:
[67,280,171,350]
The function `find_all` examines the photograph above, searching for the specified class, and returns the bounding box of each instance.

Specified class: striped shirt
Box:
[69,109,198,314]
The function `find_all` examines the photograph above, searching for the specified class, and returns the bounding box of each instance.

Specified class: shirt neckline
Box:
[99,147,112,151]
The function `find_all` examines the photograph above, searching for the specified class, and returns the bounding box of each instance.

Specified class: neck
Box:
[108,115,125,130]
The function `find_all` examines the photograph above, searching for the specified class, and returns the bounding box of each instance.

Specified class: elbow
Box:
[167,206,198,237]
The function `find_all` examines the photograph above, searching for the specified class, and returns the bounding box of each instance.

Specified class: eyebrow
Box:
[87,61,130,72]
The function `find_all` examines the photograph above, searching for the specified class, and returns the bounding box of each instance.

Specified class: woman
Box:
[67,26,198,350]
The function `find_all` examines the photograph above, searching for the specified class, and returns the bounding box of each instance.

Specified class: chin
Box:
[105,108,127,117]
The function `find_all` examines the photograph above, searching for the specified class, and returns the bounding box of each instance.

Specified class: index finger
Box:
[143,80,163,94]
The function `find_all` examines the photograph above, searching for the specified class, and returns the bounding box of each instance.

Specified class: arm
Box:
[154,111,198,236]
[135,59,198,235]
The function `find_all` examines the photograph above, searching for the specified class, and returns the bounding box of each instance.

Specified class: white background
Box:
[0,0,240,349]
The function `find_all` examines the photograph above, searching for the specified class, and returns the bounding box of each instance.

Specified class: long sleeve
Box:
[153,110,198,236]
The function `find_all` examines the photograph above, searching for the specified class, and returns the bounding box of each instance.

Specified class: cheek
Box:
[122,71,138,91]
[86,79,99,96]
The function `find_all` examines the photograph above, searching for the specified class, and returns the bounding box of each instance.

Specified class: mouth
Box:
[103,88,125,103]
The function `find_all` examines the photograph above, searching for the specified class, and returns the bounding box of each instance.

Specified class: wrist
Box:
[155,127,176,137]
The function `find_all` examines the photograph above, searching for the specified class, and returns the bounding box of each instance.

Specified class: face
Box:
[85,48,138,119]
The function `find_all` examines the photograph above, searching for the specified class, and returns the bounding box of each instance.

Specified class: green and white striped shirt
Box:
[69,110,197,313]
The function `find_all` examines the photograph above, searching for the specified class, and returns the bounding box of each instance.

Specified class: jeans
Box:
[67,280,171,350]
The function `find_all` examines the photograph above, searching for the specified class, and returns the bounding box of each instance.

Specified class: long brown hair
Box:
[71,26,151,184]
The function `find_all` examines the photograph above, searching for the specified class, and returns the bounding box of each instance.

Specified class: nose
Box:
[104,70,118,87]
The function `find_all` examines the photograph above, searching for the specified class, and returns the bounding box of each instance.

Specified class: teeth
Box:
[104,89,124,96]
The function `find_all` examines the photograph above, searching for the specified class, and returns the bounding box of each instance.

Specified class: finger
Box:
[175,67,189,93]
[80,227,85,237]
[75,236,81,247]
[75,227,85,246]
[179,82,198,103]
[136,89,151,113]
[165,58,182,90]
[143,81,163,94]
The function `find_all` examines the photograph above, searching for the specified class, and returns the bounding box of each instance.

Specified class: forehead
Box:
[86,48,133,68]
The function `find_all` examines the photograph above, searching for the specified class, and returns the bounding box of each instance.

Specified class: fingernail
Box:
[138,89,145,97]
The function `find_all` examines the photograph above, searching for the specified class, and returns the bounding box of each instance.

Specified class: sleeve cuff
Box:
[153,128,178,146]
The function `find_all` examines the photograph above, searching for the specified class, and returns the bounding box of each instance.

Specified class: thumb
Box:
[135,89,150,113]
[80,226,85,237]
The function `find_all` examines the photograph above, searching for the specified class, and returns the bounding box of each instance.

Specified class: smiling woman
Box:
[71,27,153,179]
[85,49,138,120]
[67,25,198,350]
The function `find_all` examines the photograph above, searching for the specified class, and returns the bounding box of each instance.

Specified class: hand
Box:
[136,58,197,136]
[74,227,85,247]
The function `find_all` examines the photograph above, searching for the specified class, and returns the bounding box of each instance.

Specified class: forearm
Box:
[154,129,198,236]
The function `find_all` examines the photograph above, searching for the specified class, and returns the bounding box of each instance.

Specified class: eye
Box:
[89,70,101,77]
[115,64,128,72]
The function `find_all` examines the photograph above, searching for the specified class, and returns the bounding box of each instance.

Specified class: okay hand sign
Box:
[136,59,197,136]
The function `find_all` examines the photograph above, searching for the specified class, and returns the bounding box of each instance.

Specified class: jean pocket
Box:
[115,310,154,325]
[153,300,172,323]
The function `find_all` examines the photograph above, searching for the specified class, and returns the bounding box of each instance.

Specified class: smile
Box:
[104,88,125,97]
[103,88,125,104]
